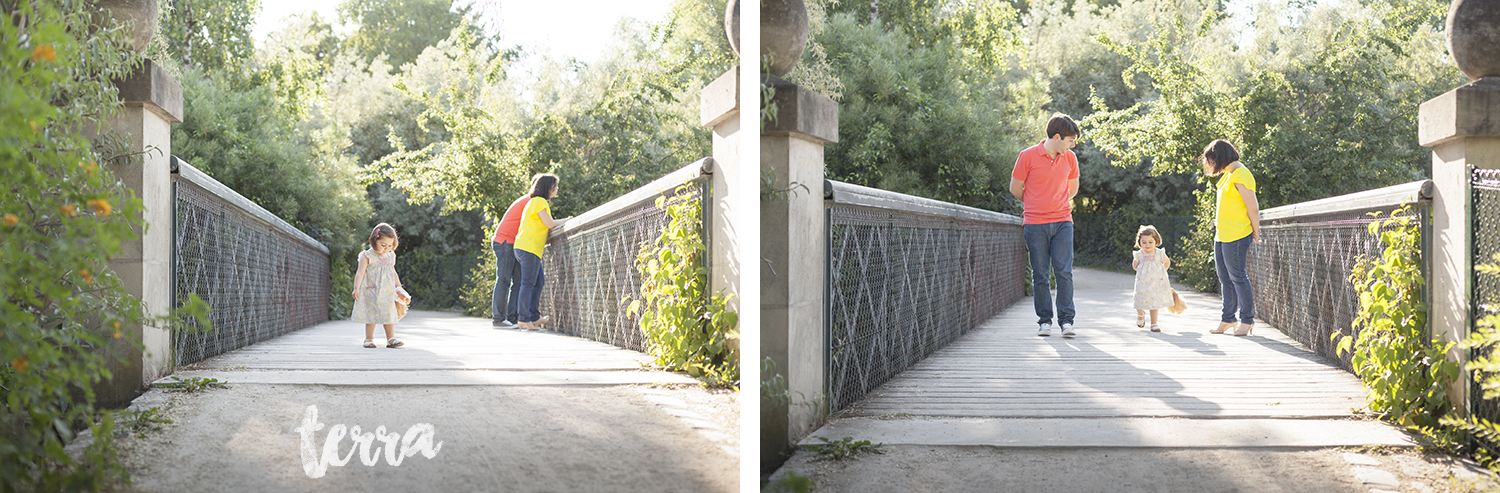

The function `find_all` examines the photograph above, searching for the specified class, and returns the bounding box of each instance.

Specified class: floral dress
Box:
[1133,248,1173,310]
[351,249,399,324]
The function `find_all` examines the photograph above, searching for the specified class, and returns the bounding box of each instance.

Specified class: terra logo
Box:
[293,405,443,478]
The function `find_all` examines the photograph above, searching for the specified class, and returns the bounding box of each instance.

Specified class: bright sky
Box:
[253,0,675,63]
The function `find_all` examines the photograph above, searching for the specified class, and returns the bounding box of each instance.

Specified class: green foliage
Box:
[817,12,1024,212]
[626,189,739,386]
[459,248,497,318]
[116,407,172,439]
[804,436,886,461]
[1439,255,1500,471]
[154,376,228,393]
[158,0,261,80]
[171,65,372,317]
[1334,206,1456,428]
[763,471,815,493]
[1,0,157,488]
[1080,0,1459,288]
[338,0,476,70]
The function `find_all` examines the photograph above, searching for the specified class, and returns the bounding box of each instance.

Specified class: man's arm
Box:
[1009,178,1024,201]
[1067,178,1079,200]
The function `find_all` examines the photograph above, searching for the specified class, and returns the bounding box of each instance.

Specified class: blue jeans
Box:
[1215,235,1255,324]
[514,249,545,323]
[1023,221,1075,325]
[491,241,521,323]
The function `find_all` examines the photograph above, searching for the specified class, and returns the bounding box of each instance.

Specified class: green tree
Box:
[816,12,1021,211]
[158,0,260,79]
[338,0,475,69]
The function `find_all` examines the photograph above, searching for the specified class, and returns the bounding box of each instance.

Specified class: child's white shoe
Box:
[386,338,404,348]
[1136,314,1146,328]
[363,339,377,348]
[1149,324,1161,332]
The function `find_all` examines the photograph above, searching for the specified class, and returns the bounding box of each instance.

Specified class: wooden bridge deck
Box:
[844,267,1368,419]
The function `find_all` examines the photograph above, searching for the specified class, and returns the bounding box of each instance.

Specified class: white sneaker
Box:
[1037,323,1052,337]
[493,320,519,330]
[1061,323,1076,338]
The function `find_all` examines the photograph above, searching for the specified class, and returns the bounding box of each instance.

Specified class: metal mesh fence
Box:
[1471,168,1500,425]
[172,177,330,366]
[540,178,709,352]
[826,205,1027,411]
[1250,206,1425,372]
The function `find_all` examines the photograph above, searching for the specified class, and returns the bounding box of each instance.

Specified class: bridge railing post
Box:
[1420,77,1500,417]
[101,59,183,407]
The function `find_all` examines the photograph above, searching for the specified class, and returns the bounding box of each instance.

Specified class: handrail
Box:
[550,158,713,237]
[824,179,1023,225]
[1260,180,1433,222]
[170,156,329,254]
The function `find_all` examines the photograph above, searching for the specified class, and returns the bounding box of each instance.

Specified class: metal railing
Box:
[1471,168,1500,424]
[825,181,1027,411]
[539,158,713,352]
[1250,180,1433,372]
[171,156,330,366]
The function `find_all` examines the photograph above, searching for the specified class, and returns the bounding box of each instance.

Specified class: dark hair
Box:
[1046,113,1079,140]
[368,223,398,250]
[1201,140,1240,173]
[529,173,559,199]
[1136,225,1163,249]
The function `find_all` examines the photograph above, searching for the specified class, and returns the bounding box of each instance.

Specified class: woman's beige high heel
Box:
[1210,322,1234,334]
[1232,323,1254,336]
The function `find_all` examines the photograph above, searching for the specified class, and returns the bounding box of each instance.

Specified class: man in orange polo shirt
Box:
[490,194,531,329]
[1010,114,1081,338]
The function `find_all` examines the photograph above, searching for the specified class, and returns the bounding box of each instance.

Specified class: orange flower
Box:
[31,45,55,63]
[10,356,27,373]
[59,204,77,217]
[112,321,121,329]
[83,161,98,177]
[88,199,111,216]
[80,268,93,285]
[113,330,122,339]
[2,214,17,227]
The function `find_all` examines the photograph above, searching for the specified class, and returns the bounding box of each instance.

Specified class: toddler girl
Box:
[352,223,410,348]
[1132,225,1173,332]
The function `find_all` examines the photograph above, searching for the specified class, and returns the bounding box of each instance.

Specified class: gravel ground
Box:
[768,444,1500,493]
[97,382,738,493]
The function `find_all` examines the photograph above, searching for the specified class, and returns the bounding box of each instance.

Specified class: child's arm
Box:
[1162,253,1171,270]
[1132,258,1140,270]
[393,267,410,303]
[352,253,368,300]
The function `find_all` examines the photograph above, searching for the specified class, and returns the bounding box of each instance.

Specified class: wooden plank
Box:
[841,269,1369,419]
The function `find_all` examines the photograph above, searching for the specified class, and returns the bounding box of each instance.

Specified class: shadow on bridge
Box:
[839,267,1366,419]
[173,310,697,386]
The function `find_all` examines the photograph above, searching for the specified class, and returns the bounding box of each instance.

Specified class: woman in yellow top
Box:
[513,173,568,331]
[1201,140,1262,337]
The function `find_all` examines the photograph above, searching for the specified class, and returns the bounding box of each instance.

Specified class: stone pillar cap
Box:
[1419,77,1500,147]
[114,59,183,123]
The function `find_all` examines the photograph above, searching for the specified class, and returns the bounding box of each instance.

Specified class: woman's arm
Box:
[352,254,368,300]
[538,209,566,229]
[1237,183,1261,243]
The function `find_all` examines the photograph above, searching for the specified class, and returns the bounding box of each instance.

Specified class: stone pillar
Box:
[701,68,744,312]
[103,59,183,406]
[759,74,837,471]
[1418,0,1500,416]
